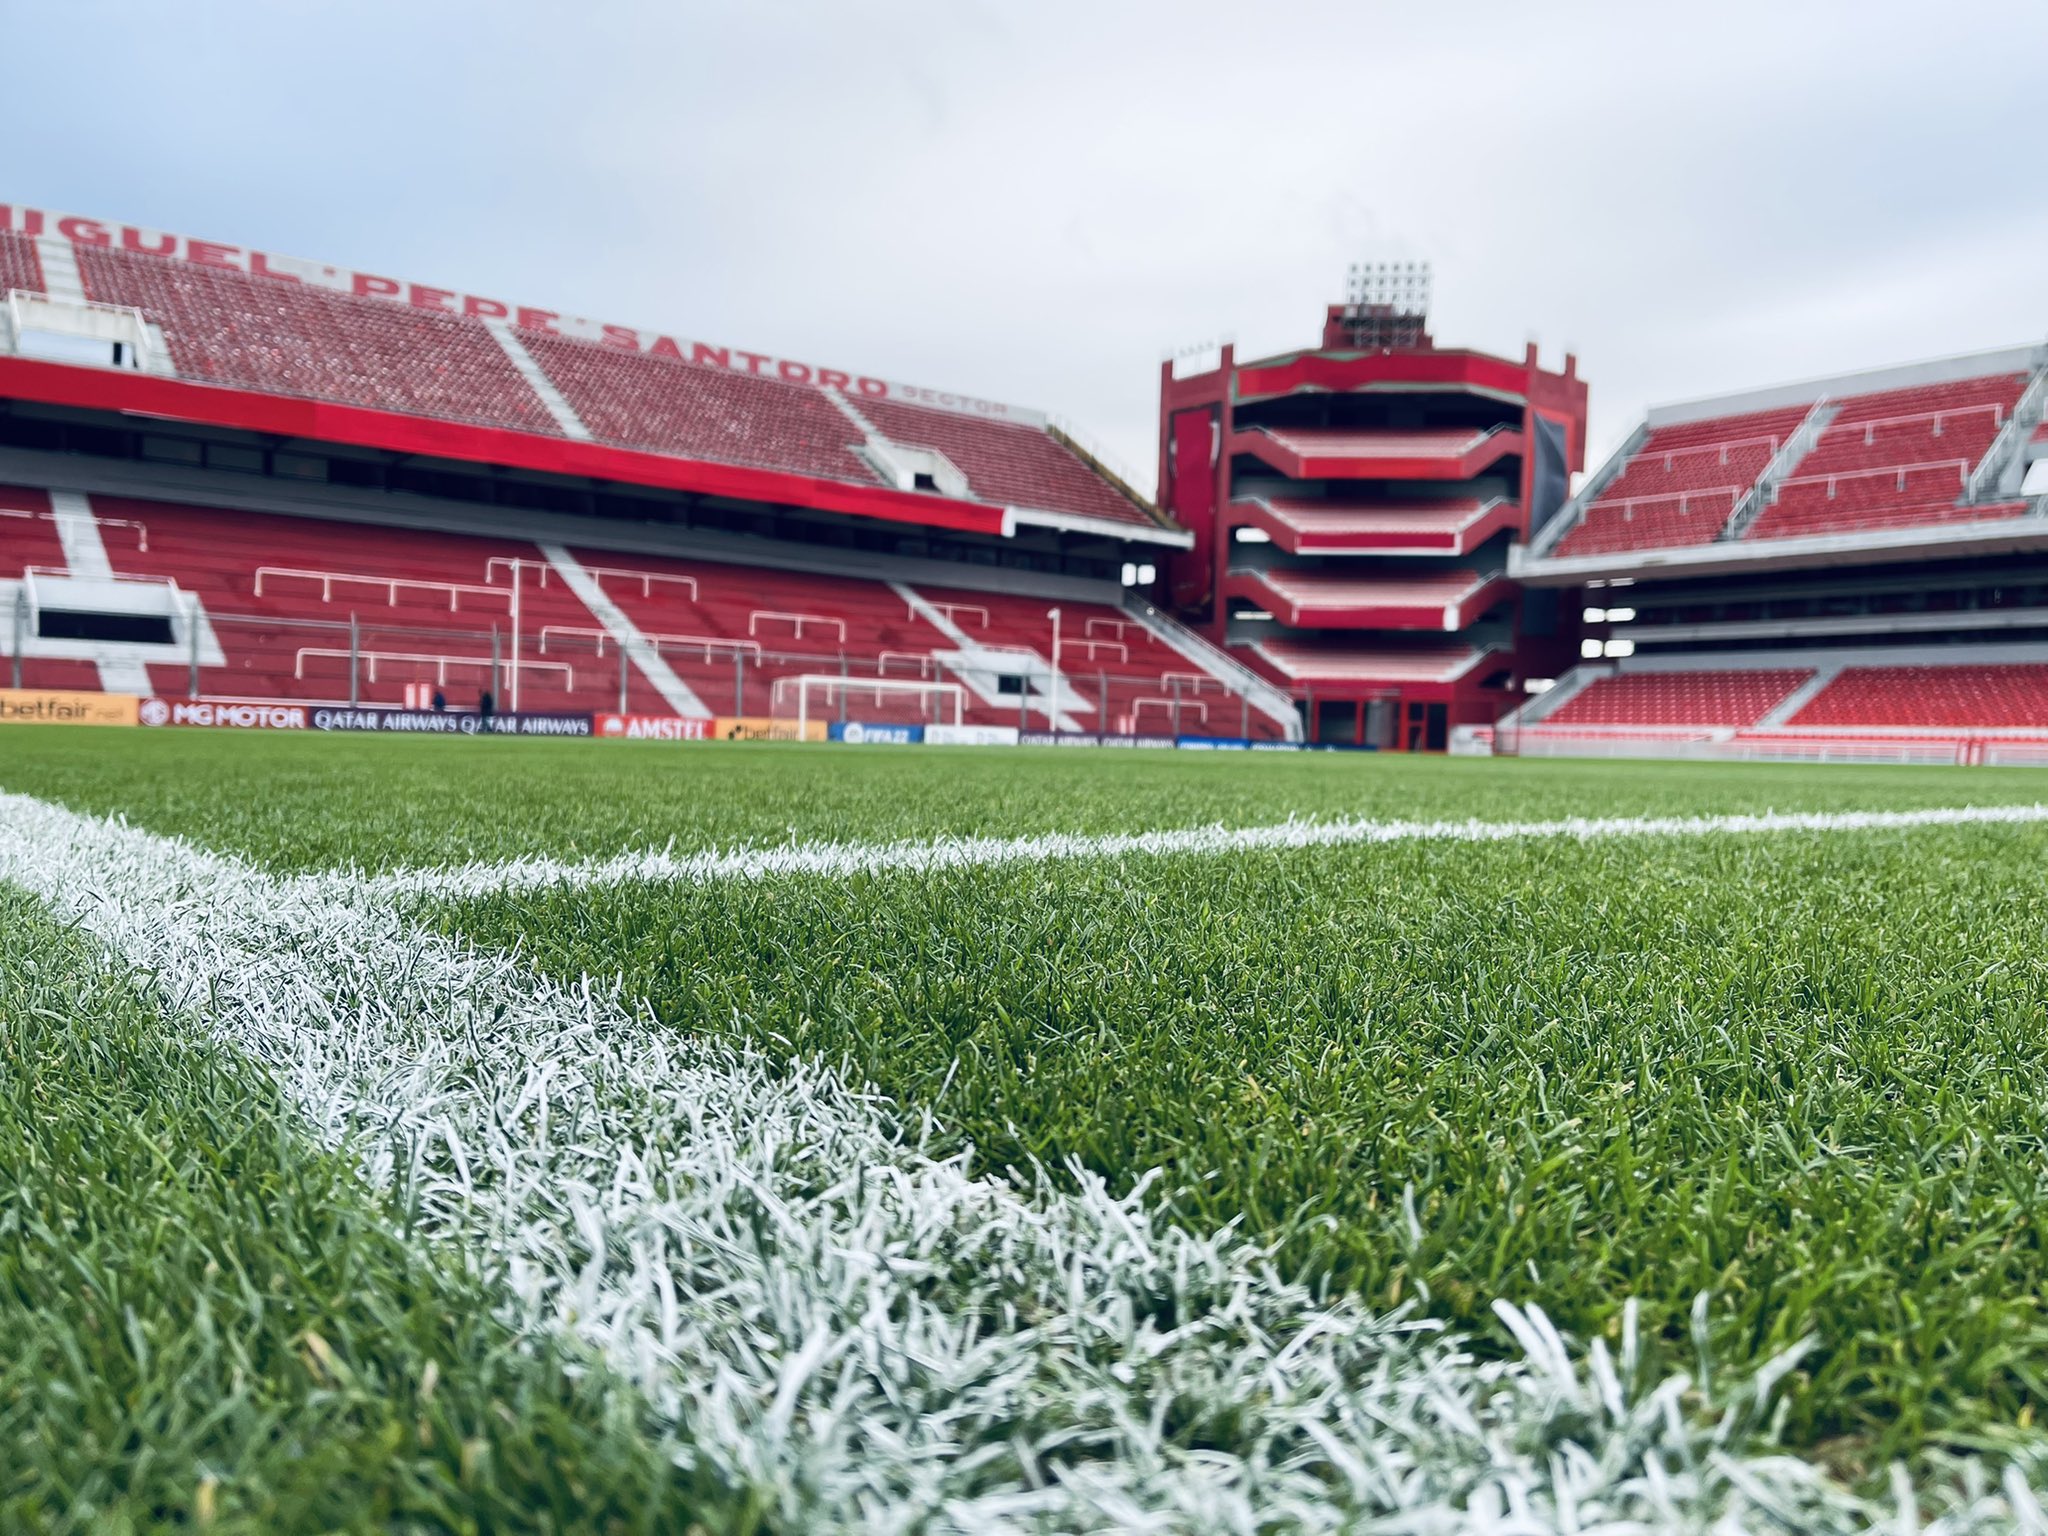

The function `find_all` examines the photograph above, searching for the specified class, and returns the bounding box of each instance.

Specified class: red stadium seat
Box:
[1546,670,1812,728]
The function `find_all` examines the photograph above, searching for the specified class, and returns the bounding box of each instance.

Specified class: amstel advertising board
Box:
[595,713,716,741]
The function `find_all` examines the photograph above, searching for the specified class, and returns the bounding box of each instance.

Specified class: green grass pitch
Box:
[6,725,2048,1530]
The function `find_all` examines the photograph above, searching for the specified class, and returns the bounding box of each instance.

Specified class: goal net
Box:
[769,673,966,731]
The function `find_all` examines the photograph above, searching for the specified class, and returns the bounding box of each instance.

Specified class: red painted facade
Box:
[1157,315,1588,749]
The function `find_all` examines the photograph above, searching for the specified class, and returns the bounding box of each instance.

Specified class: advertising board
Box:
[139,698,303,729]
[712,717,830,742]
[2,689,139,726]
[829,721,924,744]
[595,713,716,741]
[309,708,593,736]
[923,724,1022,747]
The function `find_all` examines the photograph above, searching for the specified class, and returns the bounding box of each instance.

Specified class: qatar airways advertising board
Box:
[0,204,1040,427]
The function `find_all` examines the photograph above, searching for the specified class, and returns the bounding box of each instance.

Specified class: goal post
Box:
[769,673,966,732]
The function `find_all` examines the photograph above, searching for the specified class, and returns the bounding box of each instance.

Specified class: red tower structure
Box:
[1156,266,1589,748]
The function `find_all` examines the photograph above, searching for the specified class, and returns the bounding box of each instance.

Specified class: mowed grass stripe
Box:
[436,818,2048,1467]
[0,787,1951,1531]
[11,725,2048,873]
[0,887,736,1535]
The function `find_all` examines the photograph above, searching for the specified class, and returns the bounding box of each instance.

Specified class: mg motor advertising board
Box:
[140,698,306,729]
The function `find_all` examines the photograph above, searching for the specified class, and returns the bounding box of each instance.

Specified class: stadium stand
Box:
[854,396,1156,529]
[76,247,563,435]
[518,332,876,484]
[0,232,44,297]
[0,485,103,692]
[1506,345,2048,762]
[0,206,1285,739]
[1538,361,2045,562]
[0,488,1281,735]
[1543,668,1812,728]
[1744,373,2029,541]
[1551,406,1809,557]
[1787,663,2048,729]
[1503,649,2048,762]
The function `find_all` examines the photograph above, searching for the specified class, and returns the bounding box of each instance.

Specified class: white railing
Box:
[536,624,758,660]
[1590,487,1746,520]
[915,598,988,629]
[877,651,939,677]
[749,610,847,643]
[1624,431,1784,470]
[1772,459,1970,496]
[21,563,172,589]
[482,556,698,601]
[581,564,697,601]
[256,566,512,612]
[294,648,573,687]
[0,507,150,551]
[1530,419,1651,558]
[4,289,162,373]
[1722,400,1838,540]
[1512,728,2021,768]
[1965,363,2048,502]
[1121,593,1302,738]
[1063,637,1128,663]
[1818,400,2005,442]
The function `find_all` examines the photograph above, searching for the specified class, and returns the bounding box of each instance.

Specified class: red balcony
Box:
[1233,567,1509,630]
[1232,425,1522,481]
[1235,496,1518,555]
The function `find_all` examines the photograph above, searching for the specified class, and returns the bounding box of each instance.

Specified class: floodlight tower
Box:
[1155,265,1588,749]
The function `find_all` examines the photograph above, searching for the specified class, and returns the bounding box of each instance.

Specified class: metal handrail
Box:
[256,565,512,611]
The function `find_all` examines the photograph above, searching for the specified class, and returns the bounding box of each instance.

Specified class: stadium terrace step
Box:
[1248,636,1497,686]
[1551,405,1810,558]
[1544,669,1814,729]
[1788,663,2048,729]
[0,232,45,298]
[77,245,563,436]
[521,330,879,484]
[1545,371,2036,560]
[1233,567,1508,630]
[857,395,1165,532]
[1231,425,1522,481]
[1235,496,1518,556]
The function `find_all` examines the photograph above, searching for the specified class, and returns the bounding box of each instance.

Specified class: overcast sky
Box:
[6,0,2046,488]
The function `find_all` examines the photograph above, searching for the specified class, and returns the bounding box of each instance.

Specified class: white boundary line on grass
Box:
[354,801,2048,901]
[5,787,2044,1532]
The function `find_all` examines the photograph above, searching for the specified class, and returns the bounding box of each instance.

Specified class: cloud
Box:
[5,0,2044,486]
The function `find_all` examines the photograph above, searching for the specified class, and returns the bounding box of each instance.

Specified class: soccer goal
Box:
[769,673,967,731]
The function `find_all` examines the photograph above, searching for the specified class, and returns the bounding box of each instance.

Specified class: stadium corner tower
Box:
[1157,266,1588,748]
